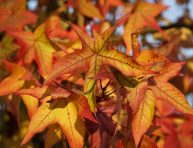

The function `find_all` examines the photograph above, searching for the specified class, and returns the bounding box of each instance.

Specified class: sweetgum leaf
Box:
[0,0,37,32]
[45,25,153,111]
[0,65,25,96]
[152,83,193,114]
[22,97,85,148]
[9,23,55,78]
[123,2,167,53]
[76,0,103,20]
[132,90,156,146]
[21,94,38,118]
[45,124,63,148]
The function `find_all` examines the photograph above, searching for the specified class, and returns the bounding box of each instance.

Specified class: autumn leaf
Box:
[76,0,103,20]
[99,0,123,15]
[46,15,78,50]
[8,23,55,78]
[127,61,193,146]
[140,135,158,148]
[21,95,38,118]
[123,2,167,53]
[0,65,25,96]
[21,97,85,148]
[0,35,18,59]
[45,24,153,111]
[131,30,141,58]
[126,81,148,113]
[45,124,63,148]
[135,49,167,66]
[154,62,185,82]
[152,82,193,114]
[0,0,37,32]
[132,90,156,146]
[18,85,70,100]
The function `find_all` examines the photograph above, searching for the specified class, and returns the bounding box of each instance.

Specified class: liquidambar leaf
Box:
[18,85,70,100]
[154,62,185,82]
[45,124,63,148]
[77,0,103,20]
[21,98,85,148]
[123,2,167,53]
[152,83,193,114]
[0,0,37,32]
[126,81,148,113]
[9,23,55,78]
[132,90,156,146]
[21,95,38,118]
[0,65,25,96]
[45,25,153,112]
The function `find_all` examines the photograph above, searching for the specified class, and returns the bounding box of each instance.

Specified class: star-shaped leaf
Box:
[45,23,153,111]
[9,23,55,78]
[0,0,37,32]
[127,60,193,146]
[123,1,167,54]
[22,95,86,148]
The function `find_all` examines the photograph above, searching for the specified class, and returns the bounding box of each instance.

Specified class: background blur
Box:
[0,0,193,147]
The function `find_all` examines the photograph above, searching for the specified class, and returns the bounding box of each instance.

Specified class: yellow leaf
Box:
[34,23,55,78]
[21,98,85,148]
[77,0,103,20]
[45,124,62,148]
[21,95,38,118]
[0,65,25,96]
[123,2,167,53]
[152,83,193,114]
[45,25,153,112]
[132,90,156,146]
[126,81,148,113]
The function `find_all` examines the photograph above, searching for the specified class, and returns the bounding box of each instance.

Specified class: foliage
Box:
[0,0,193,147]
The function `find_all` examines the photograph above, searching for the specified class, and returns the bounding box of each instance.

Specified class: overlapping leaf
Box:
[9,23,55,78]
[123,1,167,53]
[0,65,25,96]
[0,0,37,32]
[22,96,86,148]
[76,0,103,20]
[45,24,153,111]
[126,53,193,146]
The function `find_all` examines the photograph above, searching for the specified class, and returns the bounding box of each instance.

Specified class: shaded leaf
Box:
[152,83,193,114]
[9,23,55,78]
[76,0,103,20]
[123,2,167,53]
[132,90,156,146]
[0,65,25,96]
[18,85,70,100]
[0,0,37,32]
[21,95,38,118]
[22,97,85,148]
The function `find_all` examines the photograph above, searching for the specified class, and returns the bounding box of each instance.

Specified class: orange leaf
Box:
[132,90,156,146]
[9,23,55,78]
[152,83,193,114]
[135,49,167,66]
[154,62,185,82]
[45,25,153,111]
[0,65,25,96]
[18,85,70,100]
[0,0,37,32]
[45,124,62,148]
[22,97,85,148]
[126,81,148,113]
[131,30,141,58]
[123,2,167,53]
[76,0,103,20]
[21,95,38,118]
